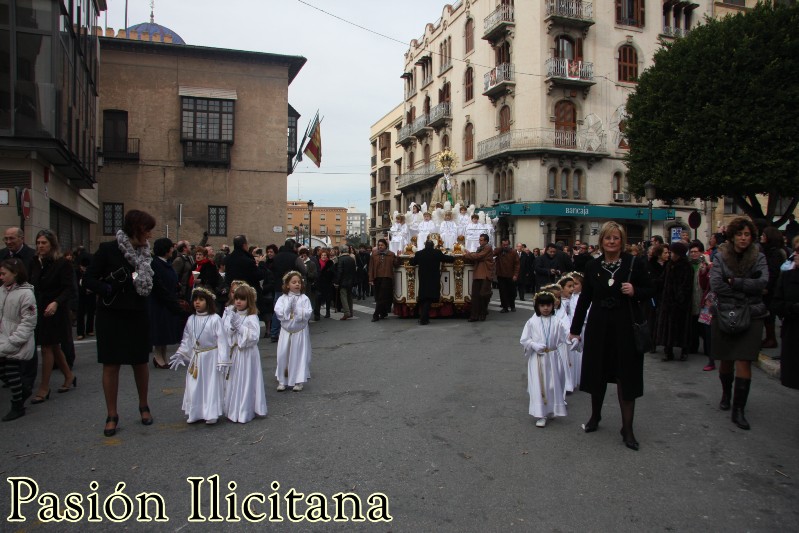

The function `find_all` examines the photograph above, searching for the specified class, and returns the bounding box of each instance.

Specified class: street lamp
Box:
[644,181,656,243]
[307,200,314,247]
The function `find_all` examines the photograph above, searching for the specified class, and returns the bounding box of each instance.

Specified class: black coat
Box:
[225,248,263,288]
[654,257,694,348]
[570,254,654,400]
[410,247,455,301]
[84,241,148,311]
[518,252,532,286]
[334,254,357,288]
[534,253,561,288]
[149,257,185,346]
[0,243,36,275]
[773,269,799,389]
[271,248,304,293]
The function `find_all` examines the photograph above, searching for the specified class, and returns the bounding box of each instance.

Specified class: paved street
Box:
[1,296,798,532]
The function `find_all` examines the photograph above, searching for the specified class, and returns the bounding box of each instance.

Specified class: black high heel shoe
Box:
[30,390,50,404]
[104,415,119,437]
[620,429,639,451]
[139,406,153,426]
[57,376,77,393]
[583,416,601,433]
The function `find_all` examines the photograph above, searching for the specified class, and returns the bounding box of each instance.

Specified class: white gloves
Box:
[169,352,187,370]
[229,313,242,332]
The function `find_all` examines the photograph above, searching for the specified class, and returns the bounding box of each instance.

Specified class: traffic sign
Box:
[21,188,32,220]
[688,211,702,229]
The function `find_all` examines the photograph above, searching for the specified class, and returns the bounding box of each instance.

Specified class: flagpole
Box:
[293,110,320,171]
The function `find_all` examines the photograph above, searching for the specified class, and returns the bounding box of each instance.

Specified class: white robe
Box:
[555,300,575,393]
[417,219,438,247]
[456,214,471,236]
[407,212,424,241]
[439,220,458,250]
[520,314,570,419]
[464,223,482,252]
[222,308,268,423]
[175,313,227,423]
[274,292,313,387]
[389,223,408,254]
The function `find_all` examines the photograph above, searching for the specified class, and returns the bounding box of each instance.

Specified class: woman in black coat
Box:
[317,250,335,318]
[760,227,787,348]
[646,244,669,352]
[149,238,186,369]
[772,250,799,389]
[29,230,76,403]
[84,210,157,437]
[570,221,654,451]
[654,241,694,361]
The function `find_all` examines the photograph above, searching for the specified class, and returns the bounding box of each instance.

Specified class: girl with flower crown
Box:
[170,287,227,424]
[274,271,313,392]
[520,291,571,428]
[222,282,267,423]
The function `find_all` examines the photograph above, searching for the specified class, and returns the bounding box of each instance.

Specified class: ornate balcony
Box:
[544,57,595,97]
[428,102,452,130]
[410,114,431,138]
[397,161,440,190]
[483,4,514,42]
[483,63,515,101]
[544,1,595,34]
[397,123,414,146]
[661,26,690,38]
[476,128,606,162]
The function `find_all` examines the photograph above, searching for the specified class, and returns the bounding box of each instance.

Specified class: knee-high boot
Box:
[761,322,777,349]
[731,377,751,430]
[719,372,733,411]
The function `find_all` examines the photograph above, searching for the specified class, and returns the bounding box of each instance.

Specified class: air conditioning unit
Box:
[492,193,501,201]
[614,192,630,202]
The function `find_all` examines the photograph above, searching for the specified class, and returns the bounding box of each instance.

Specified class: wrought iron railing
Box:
[484,4,514,34]
[662,26,689,37]
[398,124,413,144]
[545,0,593,21]
[410,114,430,136]
[103,137,140,161]
[397,161,439,189]
[477,128,606,160]
[484,63,515,92]
[545,57,594,81]
[428,102,451,125]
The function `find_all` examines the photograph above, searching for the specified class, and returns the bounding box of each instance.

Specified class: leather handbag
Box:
[714,260,751,335]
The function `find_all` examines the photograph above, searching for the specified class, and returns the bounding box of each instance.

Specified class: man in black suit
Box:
[225,234,263,289]
[410,240,455,325]
[1,227,37,396]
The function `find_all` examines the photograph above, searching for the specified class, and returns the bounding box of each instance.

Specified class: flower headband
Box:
[282,270,304,284]
[192,286,216,300]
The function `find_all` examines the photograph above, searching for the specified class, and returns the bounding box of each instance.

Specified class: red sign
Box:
[21,188,32,220]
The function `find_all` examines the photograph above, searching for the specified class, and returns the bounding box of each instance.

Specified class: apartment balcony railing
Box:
[410,114,431,138]
[397,161,440,190]
[103,137,140,161]
[483,63,515,99]
[661,26,690,38]
[546,57,594,81]
[371,154,377,167]
[544,1,594,27]
[428,102,452,129]
[397,123,414,146]
[483,4,514,42]
[476,128,606,161]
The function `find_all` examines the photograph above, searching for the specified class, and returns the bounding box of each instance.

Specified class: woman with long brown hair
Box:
[29,230,76,403]
[84,210,157,437]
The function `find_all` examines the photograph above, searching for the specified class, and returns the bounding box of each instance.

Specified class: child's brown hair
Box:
[232,284,258,315]
[281,270,305,294]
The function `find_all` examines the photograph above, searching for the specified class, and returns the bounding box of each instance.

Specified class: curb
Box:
[756,353,781,380]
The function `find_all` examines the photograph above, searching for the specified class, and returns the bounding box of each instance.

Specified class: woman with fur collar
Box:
[710,217,769,431]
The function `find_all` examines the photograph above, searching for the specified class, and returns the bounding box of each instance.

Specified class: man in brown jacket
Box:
[494,238,520,313]
[368,239,397,322]
[464,233,494,322]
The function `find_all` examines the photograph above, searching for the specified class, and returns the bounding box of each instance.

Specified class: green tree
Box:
[625,2,799,226]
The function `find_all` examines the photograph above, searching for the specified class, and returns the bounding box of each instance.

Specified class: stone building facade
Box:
[286,201,347,249]
[369,104,403,244]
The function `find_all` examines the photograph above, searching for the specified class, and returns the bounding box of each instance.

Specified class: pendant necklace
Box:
[600,257,622,287]
[542,315,551,351]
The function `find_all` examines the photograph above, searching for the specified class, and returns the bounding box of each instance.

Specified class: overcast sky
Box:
[102,0,449,214]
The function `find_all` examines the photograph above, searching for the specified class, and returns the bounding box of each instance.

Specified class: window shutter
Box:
[639,0,646,27]
[615,0,622,24]
[576,38,583,62]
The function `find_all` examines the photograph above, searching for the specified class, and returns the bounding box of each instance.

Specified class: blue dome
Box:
[126,22,185,44]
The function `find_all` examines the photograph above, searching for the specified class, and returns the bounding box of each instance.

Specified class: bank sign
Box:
[477,202,675,221]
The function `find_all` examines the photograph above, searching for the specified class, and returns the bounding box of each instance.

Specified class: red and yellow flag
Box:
[303,120,322,167]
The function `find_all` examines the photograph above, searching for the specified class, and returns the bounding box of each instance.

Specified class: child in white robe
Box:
[389,214,408,254]
[416,211,437,247]
[170,288,227,424]
[222,283,267,423]
[407,203,423,243]
[557,275,578,394]
[464,214,482,253]
[520,291,570,427]
[274,271,313,392]
[544,283,573,394]
[568,272,585,390]
[456,205,470,236]
[439,211,458,250]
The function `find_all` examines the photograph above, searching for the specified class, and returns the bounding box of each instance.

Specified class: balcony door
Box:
[554,100,576,147]
[439,82,451,104]
[555,36,583,61]
[103,110,128,154]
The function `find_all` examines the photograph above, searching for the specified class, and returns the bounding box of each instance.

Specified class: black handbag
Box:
[627,258,653,354]
[714,260,752,335]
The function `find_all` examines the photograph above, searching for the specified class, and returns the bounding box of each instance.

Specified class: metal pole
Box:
[308,211,312,247]
[648,200,653,243]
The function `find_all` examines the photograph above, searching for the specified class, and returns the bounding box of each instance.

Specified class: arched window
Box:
[423,95,431,116]
[505,169,514,201]
[494,172,501,200]
[465,18,474,54]
[548,168,557,198]
[554,100,576,147]
[496,41,510,65]
[612,171,624,193]
[439,82,451,104]
[464,67,474,102]
[572,169,582,199]
[423,144,431,164]
[441,134,449,151]
[499,105,511,133]
[460,182,466,204]
[560,169,570,198]
[618,45,638,83]
[464,123,474,161]
[408,151,415,170]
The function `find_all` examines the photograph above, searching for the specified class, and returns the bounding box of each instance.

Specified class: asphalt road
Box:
[1,296,797,532]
